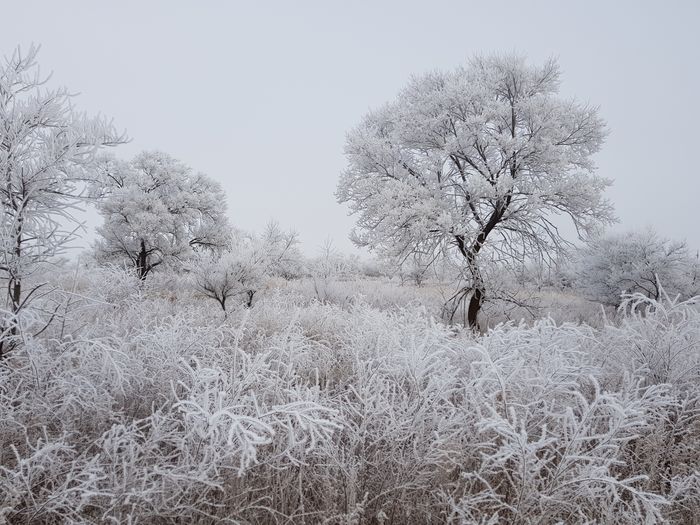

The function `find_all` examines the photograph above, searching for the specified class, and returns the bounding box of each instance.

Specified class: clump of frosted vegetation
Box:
[573,228,700,307]
[1,266,698,524]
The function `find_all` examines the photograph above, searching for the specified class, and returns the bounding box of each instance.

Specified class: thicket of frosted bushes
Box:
[1,268,699,524]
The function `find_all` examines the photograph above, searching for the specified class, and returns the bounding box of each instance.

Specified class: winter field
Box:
[2,36,700,524]
[1,266,699,524]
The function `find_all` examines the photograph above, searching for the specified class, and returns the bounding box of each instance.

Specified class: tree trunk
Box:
[11,217,23,316]
[245,290,255,308]
[11,280,21,315]
[455,235,486,330]
[466,285,483,329]
[1,226,23,359]
[136,240,149,280]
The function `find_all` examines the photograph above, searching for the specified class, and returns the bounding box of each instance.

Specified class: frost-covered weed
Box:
[1,272,699,523]
[595,291,700,388]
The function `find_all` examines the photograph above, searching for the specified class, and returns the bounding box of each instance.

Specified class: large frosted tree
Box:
[92,151,230,279]
[0,45,124,357]
[337,54,615,327]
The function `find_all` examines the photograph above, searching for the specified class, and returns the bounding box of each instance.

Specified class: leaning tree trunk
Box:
[465,253,485,330]
[445,278,483,330]
[466,284,484,329]
[454,233,487,330]
[454,194,509,329]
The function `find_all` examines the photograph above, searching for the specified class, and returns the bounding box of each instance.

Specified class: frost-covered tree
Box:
[310,239,359,280]
[0,45,124,358]
[260,221,304,280]
[192,235,267,313]
[337,54,614,327]
[575,228,699,306]
[92,151,230,279]
[397,255,431,286]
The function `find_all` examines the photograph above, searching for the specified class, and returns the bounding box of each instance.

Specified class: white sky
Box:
[2,1,699,255]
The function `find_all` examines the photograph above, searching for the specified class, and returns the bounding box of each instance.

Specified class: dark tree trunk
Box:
[136,239,149,280]
[452,192,511,329]
[11,218,23,317]
[1,226,24,359]
[11,280,21,315]
[244,290,255,308]
[466,285,483,329]
[455,235,487,330]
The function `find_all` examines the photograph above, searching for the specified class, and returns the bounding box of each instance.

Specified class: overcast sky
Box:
[2,1,699,255]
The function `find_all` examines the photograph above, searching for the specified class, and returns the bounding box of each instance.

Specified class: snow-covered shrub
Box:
[0,309,340,523]
[357,256,389,279]
[594,291,700,388]
[308,240,361,302]
[397,257,430,286]
[574,228,700,307]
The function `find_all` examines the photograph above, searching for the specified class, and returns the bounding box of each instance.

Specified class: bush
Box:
[574,228,700,307]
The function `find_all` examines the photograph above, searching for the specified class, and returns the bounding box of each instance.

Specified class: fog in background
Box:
[2,0,698,255]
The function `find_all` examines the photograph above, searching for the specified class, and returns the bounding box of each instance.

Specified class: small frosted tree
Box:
[260,221,304,280]
[337,54,614,327]
[192,234,267,313]
[575,228,699,306]
[310,239,359,281]
[0,45,124,357]
[398,255,430,286]
[92,151,230,279]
